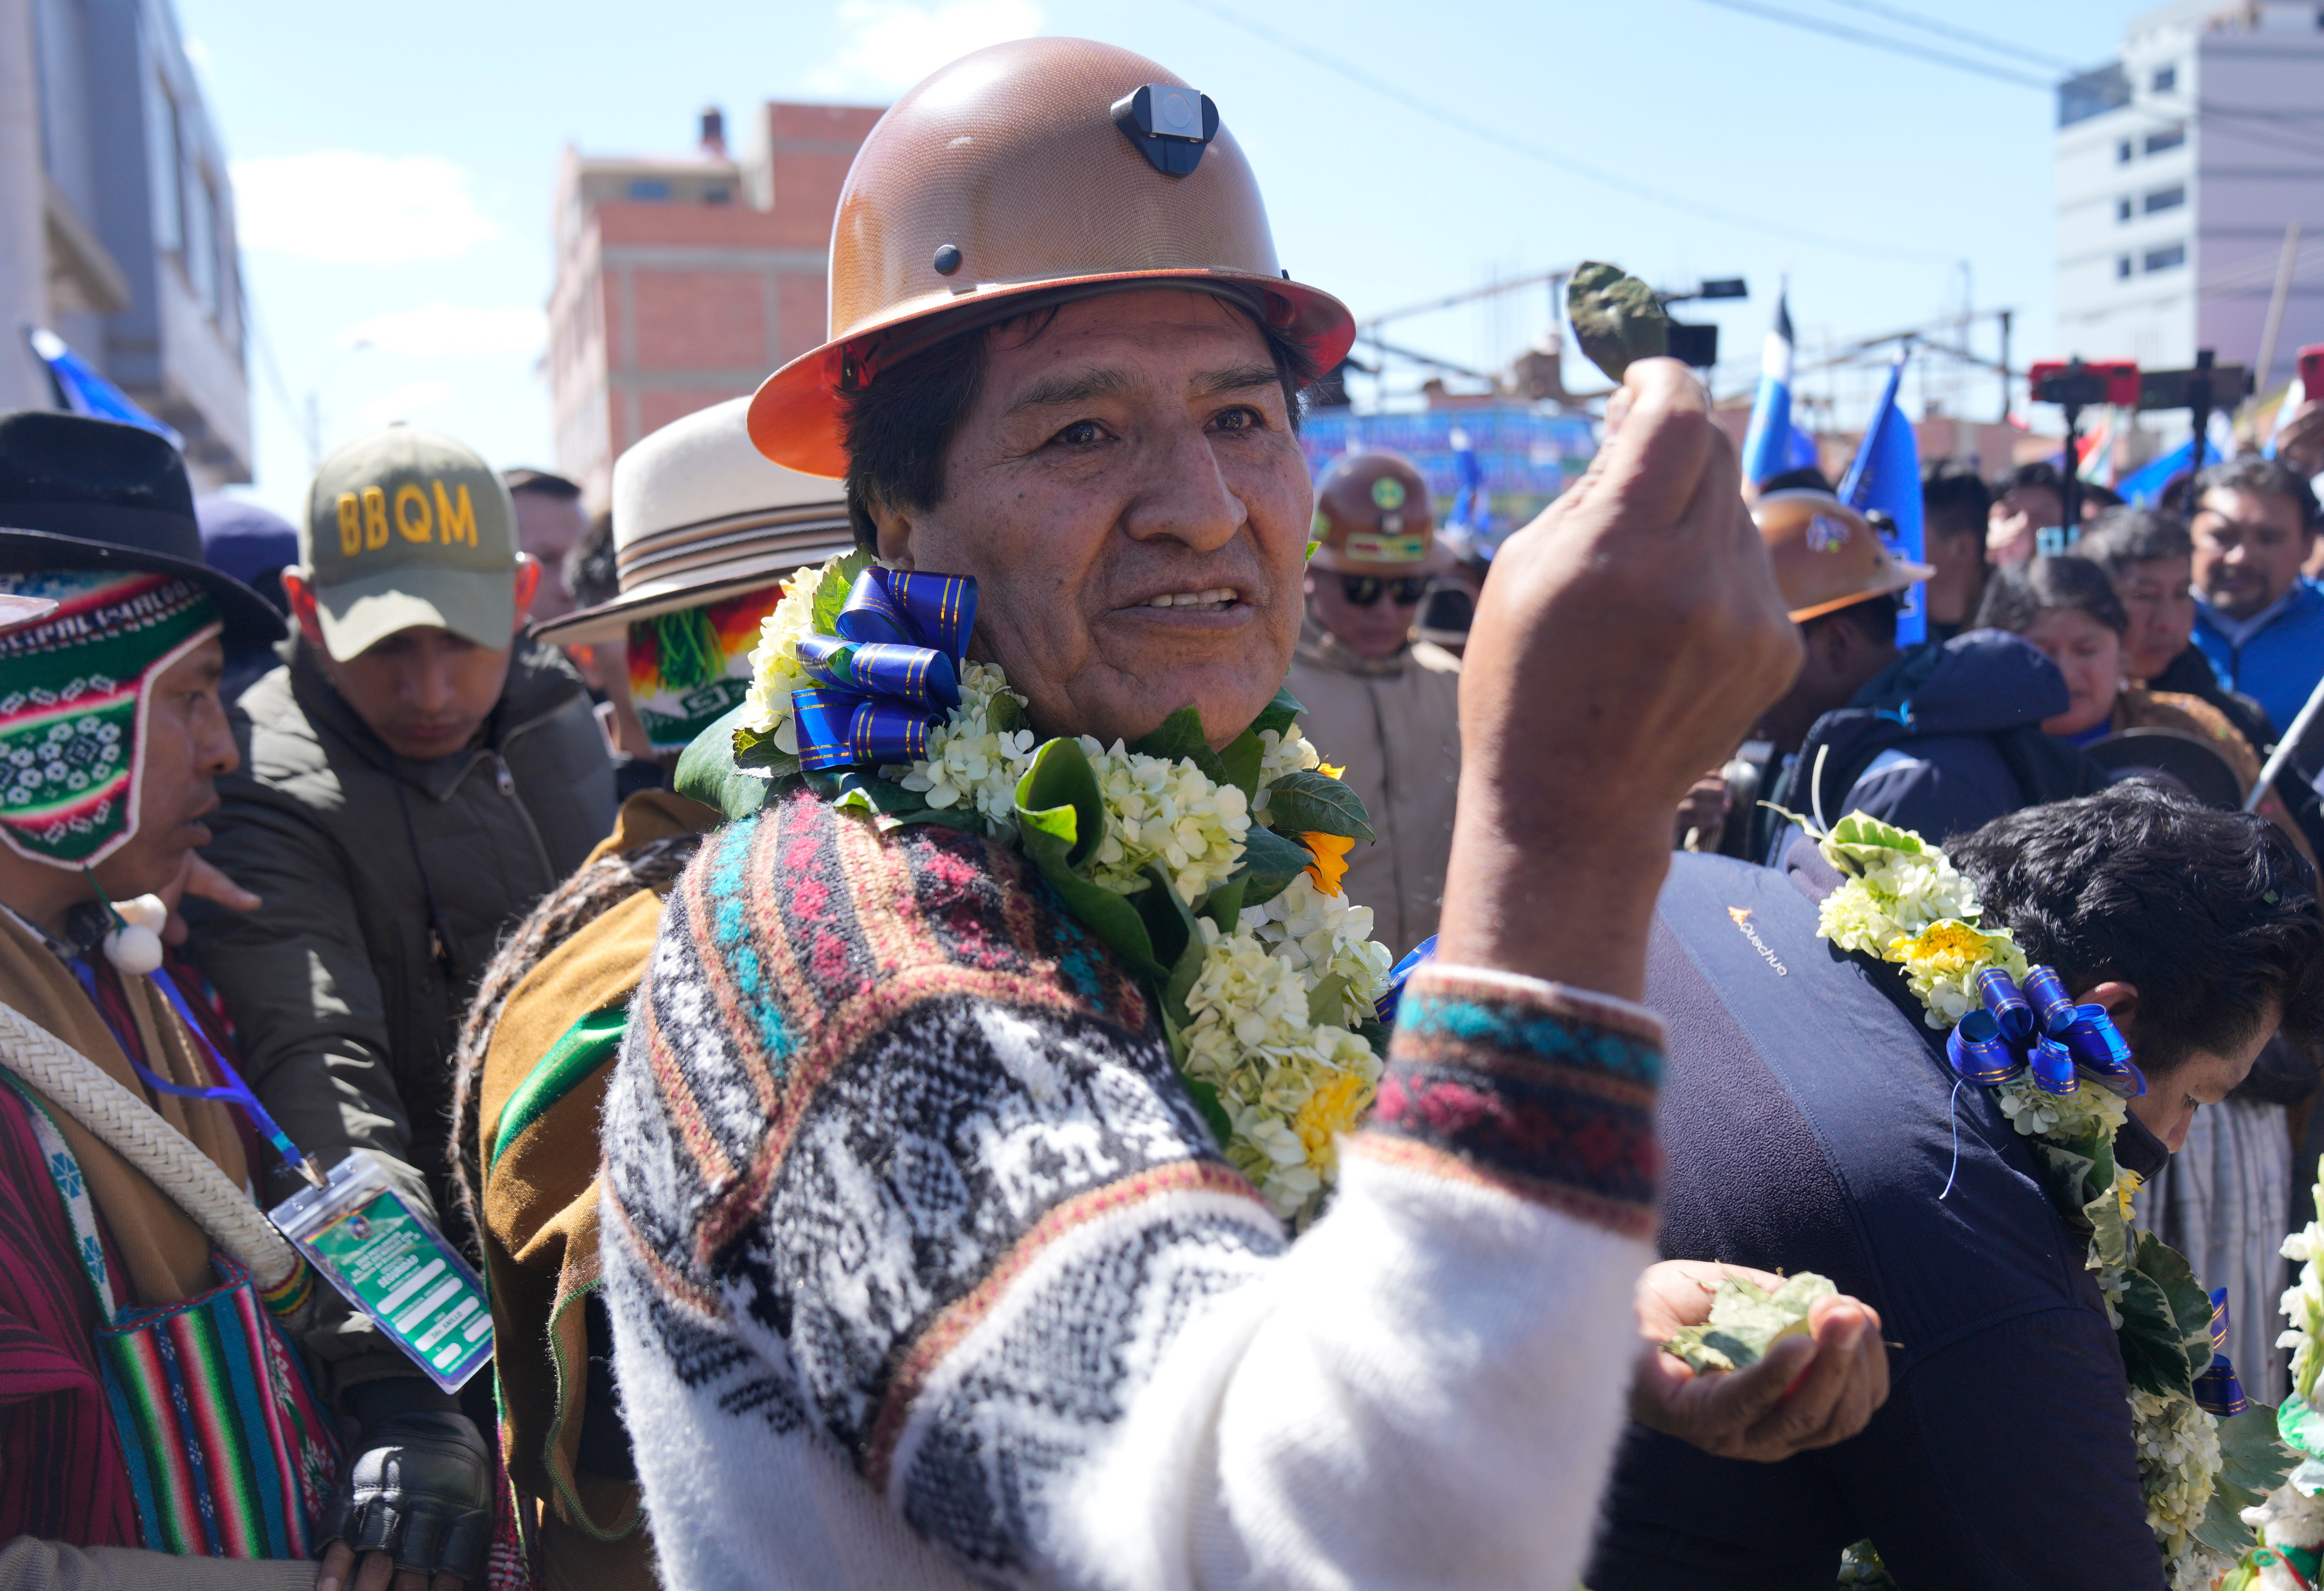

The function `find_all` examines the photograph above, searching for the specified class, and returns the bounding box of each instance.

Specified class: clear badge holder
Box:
[269,1150,493,1393]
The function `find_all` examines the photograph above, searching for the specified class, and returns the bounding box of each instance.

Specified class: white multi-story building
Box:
[2056,0,2324,409]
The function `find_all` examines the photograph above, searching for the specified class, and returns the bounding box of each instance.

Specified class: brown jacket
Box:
[1284,623,1462,957]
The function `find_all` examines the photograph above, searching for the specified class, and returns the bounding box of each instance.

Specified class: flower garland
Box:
[2222,1161,2324,1589]
[1814,812,2290,1589]
[700,552,1393,1222]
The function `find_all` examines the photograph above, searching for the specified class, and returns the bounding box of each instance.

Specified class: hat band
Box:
[0,502,204,564]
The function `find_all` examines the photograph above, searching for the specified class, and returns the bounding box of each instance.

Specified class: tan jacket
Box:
[1284,624,1462,957]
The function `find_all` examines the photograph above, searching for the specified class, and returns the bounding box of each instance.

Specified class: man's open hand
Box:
[1630,1259,1889,1463]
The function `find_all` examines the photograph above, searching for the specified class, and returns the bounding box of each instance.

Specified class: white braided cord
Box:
[0,999,300,1289]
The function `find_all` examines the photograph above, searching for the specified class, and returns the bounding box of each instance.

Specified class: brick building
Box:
[547,102,882,507]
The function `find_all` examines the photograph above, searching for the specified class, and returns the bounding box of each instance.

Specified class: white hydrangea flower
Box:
[1074,738,1251,903]
[1241,873,1393,1007]
[739,563,828,752]
[2129,1389,2221,1553]
[894,663,1035,825]
[1255,725,1322,786]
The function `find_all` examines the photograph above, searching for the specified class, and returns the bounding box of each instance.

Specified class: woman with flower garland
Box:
[1590,784,2324,1591]
[592,35,1812,1591]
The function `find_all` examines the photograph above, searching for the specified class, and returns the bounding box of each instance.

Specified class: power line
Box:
[1819,0,2083,74]
[1171,0,1956,266]
[1689,0,2054,88]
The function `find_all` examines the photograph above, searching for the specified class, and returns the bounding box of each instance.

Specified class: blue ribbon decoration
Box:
[1942,967,2146,1099]
[1375,934,1439,1026]
[791,567,977,772]
[2193,1287,2250,1416]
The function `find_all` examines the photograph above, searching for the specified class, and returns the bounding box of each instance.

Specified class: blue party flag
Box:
[1838,345,1927,645]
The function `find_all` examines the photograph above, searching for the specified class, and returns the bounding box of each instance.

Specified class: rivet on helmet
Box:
[1112,84,1219,176]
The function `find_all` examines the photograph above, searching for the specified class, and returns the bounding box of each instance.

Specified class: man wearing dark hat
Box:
[0,412,492,1590]
[1285,449,1462,955]
[1750,489,2106,862]
[196,494,300,704]
[184,425,614,1425]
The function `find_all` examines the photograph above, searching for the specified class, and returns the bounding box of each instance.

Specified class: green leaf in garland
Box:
[809,547,874,635]
[1238,825,1315,908]
[1260,769,1376,843]
[677,703,787,821]
[1248,685,1303,741]
[1017,820,1166,984]
[1306,971,1349,1029]
[1162,929,1206,1030]
[1015,738,1106,869]
[1183,1074,1235,1149]
[1218,730,1264,803]
[1130,862,1202,987]
[2195,1402,2298,1555]
[1201,874,1247,934]
[2115,1267,2194,1399]
[1129,705,1229,784]
[1356,1016,1389,1058]
[2133,1230,2221,1392]
[987,691,1022,733]
[828,772,981,834]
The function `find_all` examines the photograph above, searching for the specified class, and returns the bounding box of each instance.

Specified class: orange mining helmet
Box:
[1755,489,1935,623]
[1311,452,1437,572]
[745,37,1357,478]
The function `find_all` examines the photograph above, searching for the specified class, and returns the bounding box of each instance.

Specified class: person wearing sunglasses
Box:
[1285,449,1463,955]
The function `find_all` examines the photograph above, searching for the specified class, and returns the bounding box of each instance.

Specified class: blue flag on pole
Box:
[25,328,183,448]
[1838,346,1927,645]
[1740,285,1796,488]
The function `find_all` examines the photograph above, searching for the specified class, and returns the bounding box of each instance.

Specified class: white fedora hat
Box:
[533,397,854,646]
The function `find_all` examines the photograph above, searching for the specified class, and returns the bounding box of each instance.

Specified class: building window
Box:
[2145,184,2186,213]
[2145,243,2187,272]
[2118,197,2133,222]
[2145,125,2186,155]
[2151,64,2177,93]
[182,165,219,318]
[2060,61,2131,127]
[2118,255,2133,279]
[2118,139,2134,163]
[702,184,731,205]
[627,178,670,201]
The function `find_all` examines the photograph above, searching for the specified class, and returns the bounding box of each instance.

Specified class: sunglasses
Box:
[1339,575,1430,608]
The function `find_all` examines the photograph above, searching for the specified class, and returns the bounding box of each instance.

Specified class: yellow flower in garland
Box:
[1293,1066,1374,1174]
[1297,831,1354,897]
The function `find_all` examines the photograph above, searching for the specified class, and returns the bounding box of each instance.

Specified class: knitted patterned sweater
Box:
[600,787,1665,1590]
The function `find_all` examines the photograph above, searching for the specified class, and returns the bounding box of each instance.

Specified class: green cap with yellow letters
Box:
[300,425,517,660]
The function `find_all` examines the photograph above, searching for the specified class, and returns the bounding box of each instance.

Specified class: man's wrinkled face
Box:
[93,637,237,900]
[874,290,1309,749]
[2111,555,2197,682]
[2193,486,2313,621]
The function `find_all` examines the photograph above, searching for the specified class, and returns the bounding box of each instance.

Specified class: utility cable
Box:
[1690,0,2055,88]
[1171,0,1957,266]
[1820,0,2083,74]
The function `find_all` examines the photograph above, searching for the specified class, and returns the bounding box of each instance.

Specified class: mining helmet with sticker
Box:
[300,426,518,660]
[1754,488,1934,623]
[1310,451,1436,573]
[744,36,1357,478]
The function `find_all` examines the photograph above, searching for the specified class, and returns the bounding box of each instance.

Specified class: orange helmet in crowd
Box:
[1310,452,1437,573]
[1754,489,1933,623]
[746,37,1357,477]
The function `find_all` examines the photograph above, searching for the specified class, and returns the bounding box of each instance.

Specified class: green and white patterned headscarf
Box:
[0,569,222,868]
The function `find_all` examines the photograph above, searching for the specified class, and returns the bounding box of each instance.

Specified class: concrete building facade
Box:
[2056,0,2324,414]
[546,102,882,508]
[3,0,251,482]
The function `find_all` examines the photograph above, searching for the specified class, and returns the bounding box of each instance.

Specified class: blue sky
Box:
[176,0,2124,518]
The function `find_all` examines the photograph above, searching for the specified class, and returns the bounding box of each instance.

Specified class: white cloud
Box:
[809,0,1043,96]
[342,302,546,360]
[357,381,453,429]
[229,153,497,263]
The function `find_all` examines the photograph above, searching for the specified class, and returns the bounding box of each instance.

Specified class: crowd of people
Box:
[6,32,2324,1591]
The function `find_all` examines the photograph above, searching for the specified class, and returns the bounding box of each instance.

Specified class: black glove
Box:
[319,1410,493,1585]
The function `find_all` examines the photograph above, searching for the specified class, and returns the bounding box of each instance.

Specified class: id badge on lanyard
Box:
[268,1151,494,1393]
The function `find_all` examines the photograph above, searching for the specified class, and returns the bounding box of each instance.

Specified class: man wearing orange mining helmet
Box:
[591,38,1869,1591]
[1286,449,1462,955]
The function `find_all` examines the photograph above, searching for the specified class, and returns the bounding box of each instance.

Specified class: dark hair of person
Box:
[2078,507,2192,575]
[1950,783,2324,1074]
[1801,590,1898,648]
[1921,459,1992,537]
[502,468,584,501]
[838,296,1319,553]
[1758,466,1835,496]
[1975,555,2128,637]
[2078,482,2125,515]
[565,510,618,607]
[1997,460,2063,498]
[2192,454,2321,532]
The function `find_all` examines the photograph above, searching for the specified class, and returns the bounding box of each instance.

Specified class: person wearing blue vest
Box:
[1588,783,2324,1588]
[2190,455,2324,738]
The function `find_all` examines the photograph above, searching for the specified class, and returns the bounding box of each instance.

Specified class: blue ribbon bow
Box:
[790,568,976,771]
[1944,965,2148,1100]
[2193,1287,2250,1416]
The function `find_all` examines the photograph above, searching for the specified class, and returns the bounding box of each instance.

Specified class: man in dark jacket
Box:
[188,426,615,1407]
[1588,785,2324,1588]
[1748,490,2105,862]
